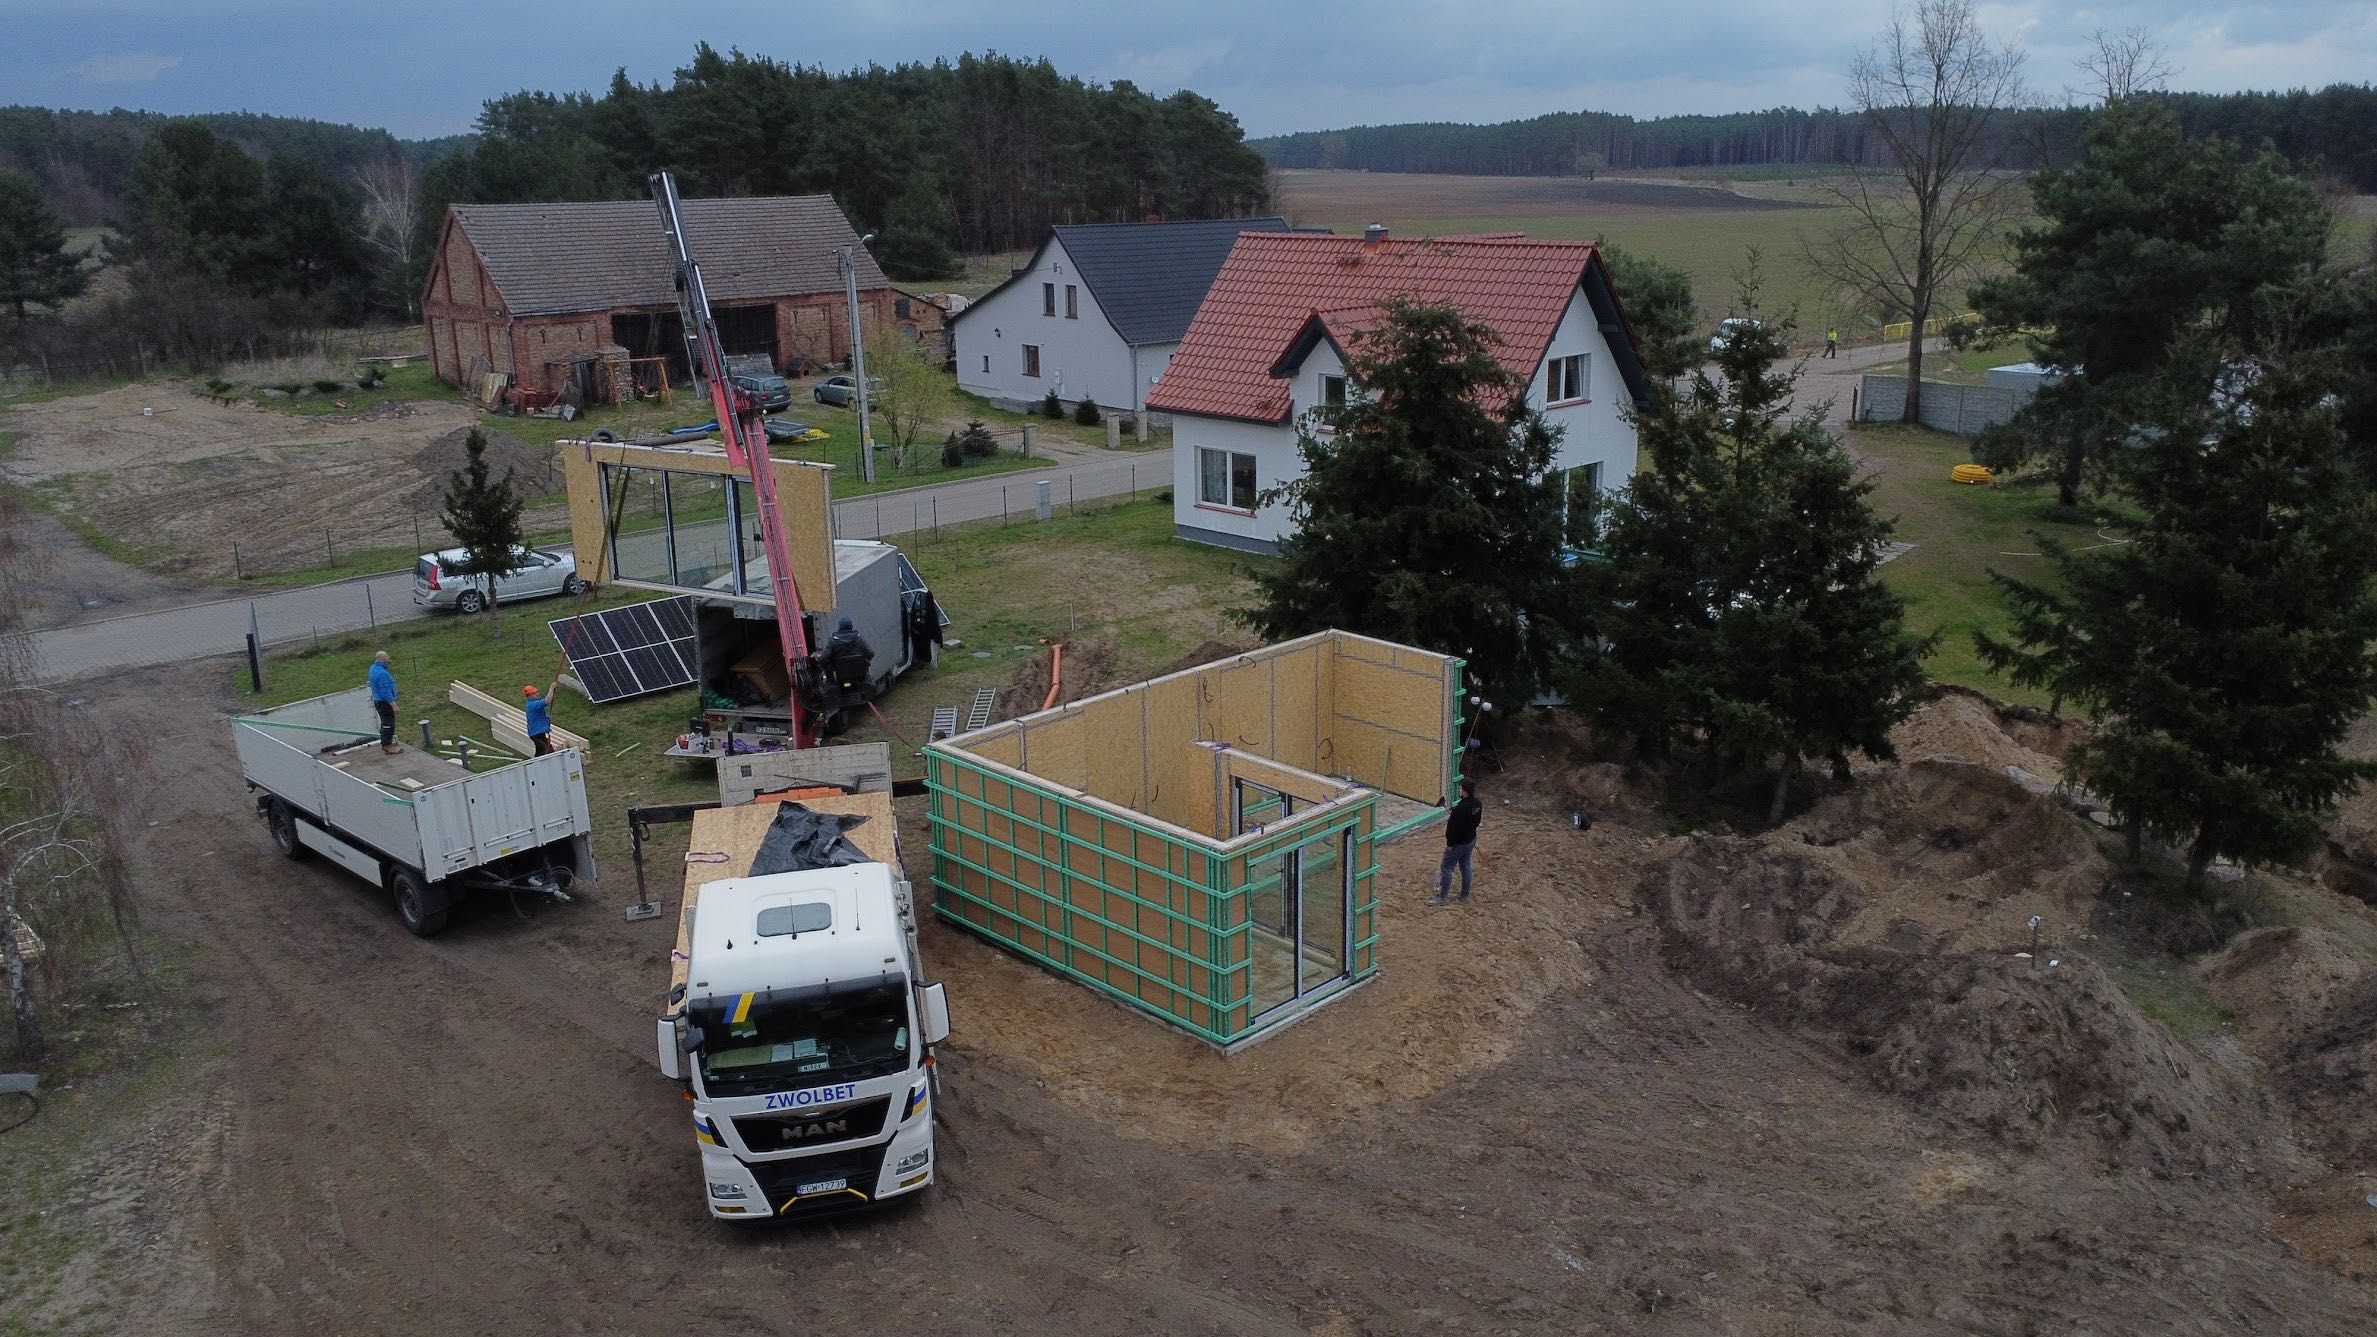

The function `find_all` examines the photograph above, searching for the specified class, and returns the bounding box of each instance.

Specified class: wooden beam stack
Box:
[448,681,592,764]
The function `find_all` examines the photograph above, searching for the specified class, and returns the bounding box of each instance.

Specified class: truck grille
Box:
[732,1096,891,1155]
[745,1143,889,1216]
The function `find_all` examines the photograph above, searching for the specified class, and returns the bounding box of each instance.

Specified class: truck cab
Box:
[660,858,949,1220]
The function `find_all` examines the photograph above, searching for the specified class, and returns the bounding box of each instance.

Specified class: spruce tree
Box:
[439,429,527,636]
[1979,344,2377,897]
[1571,291,1932,821]
[0,171,91,323]
[1969,99,2328,507]
[1242,297,1574,707]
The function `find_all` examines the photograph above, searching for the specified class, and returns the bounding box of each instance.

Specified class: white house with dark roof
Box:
[950,217,1292,414]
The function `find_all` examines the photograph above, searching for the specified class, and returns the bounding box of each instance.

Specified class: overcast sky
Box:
[2,1,2370,141]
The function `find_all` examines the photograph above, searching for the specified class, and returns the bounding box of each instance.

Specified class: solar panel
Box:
[549,596,701,704]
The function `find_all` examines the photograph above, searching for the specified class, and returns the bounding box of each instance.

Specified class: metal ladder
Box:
[929,706,959,741]
[964,687,997,732]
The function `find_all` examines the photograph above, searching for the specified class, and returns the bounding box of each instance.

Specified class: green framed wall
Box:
[924,630,1461,1048]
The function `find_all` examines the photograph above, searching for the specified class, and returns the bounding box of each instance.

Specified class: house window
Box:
[1043,283,1056,316]
[895,296,912,319]
[1022,345,1041,377]
[1198,448,1259,512]
[1547,354,1589,404]
[1065,285,1078,319]
[982,355,990,373]
[1319,374,1347,408]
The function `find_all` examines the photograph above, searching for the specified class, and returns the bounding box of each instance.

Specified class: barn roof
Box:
[1146,231,1648,424]
[952,217,1293,347]
[447,197,886,317]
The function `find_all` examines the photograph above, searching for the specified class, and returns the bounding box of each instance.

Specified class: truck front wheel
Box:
[388,866,451,937]
[266,798,309,862]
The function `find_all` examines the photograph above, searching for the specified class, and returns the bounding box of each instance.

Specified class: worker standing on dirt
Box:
[522,683,558,756]
[1434,779,1483,905]
[1825,327,1839,359]
[368,651,399,754]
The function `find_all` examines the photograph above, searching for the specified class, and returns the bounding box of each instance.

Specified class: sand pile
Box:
[1637,768,2253,1174]
[1888,685,2078,781]
[408,427,558,505]
[1787,759,2109,953]
[2199,925,2377,1168]
[995,634,1121,719]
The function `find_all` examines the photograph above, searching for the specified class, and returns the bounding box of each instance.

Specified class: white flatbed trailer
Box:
[232,687,596,936]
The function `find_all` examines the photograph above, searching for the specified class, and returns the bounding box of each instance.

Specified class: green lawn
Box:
[237,491,1261,871]
[1852,422,2111,705]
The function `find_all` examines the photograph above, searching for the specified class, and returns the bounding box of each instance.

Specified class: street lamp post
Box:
[840,238,877,484]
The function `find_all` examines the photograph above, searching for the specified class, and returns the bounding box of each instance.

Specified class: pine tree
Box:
[1979,343,2377,897]
[0,170,91,322]
[1241,297,1575,707]
[438,429,527,636]
[1571,290,1933,821]
[1595,240,1698,384]
[1969,98,2329,507]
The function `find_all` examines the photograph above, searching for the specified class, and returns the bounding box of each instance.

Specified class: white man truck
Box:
[651,794,949,1221]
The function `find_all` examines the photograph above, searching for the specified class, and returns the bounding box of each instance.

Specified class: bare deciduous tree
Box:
[354,157,422,318]
[1,489,145,1067]
[2076,26,2175,105]
[1806,0,2028,423]
[864,322,955,471]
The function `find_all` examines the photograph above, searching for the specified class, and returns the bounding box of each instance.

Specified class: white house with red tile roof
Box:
[1146,228,1653,553]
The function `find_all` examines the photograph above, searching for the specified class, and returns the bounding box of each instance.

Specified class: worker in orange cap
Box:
[522,681,560,755]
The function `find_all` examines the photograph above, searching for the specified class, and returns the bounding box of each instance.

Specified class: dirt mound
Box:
[2278,982,2377,1167]
[1888,686,2078,782]
[1639,834,2252,1173]
[1787,759,2110,952]
[409,426,558,504]
[995,634,1121,719]
[2199,926,2371,1057]
[1158,639,1252,676]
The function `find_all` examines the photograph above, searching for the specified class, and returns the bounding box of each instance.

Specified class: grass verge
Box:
[235,491,1260,871]
[1850,422,2116,706]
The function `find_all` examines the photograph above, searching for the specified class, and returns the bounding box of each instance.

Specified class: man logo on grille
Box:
[780,1117,850,1143]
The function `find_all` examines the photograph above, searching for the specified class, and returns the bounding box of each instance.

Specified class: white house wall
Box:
[952,240,1145,412]
[1172,283,1640,553]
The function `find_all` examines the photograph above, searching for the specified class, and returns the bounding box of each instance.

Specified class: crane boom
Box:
[650,171,816,748]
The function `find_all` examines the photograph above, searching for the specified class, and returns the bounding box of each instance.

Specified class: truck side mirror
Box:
[919,982,951,1046]
[656,1016,683,1081]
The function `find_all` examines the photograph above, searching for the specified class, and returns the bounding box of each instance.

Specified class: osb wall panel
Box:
[559,440,835,613]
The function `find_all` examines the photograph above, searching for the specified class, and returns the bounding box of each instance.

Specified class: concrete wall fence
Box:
[1857,374,2029,436]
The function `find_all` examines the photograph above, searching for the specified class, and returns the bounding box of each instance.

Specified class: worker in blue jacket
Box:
[368,651,399,753]
[522,682,561,755]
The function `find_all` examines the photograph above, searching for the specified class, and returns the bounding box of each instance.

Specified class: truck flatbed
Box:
[670,794,902,1002]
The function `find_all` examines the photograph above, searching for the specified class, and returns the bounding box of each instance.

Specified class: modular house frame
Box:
[924,631,1464,1049]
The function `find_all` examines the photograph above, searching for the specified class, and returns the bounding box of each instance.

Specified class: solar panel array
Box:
[549,597,699,703]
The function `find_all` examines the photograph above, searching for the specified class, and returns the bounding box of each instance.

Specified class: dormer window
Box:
[1319,374,1348,408]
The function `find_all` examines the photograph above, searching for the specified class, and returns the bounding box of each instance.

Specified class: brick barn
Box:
[420,196,893,397]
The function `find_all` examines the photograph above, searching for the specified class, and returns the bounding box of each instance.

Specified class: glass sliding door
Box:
[1245,829,1354,1023]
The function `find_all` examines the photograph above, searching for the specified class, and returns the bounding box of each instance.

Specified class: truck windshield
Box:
[694,981,911,1097]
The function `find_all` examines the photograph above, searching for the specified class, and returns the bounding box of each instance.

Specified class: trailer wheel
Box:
[389,866,450,937]
[266,798,309,862]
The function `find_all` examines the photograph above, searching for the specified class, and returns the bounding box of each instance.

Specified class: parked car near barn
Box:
[812,374,883,407]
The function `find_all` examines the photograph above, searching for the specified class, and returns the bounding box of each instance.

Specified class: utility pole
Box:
[841,238,878,484]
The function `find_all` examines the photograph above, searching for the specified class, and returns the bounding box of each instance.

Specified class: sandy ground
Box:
[1,382,496,579]
[18,669,2377,1335]
[7,505,220,631]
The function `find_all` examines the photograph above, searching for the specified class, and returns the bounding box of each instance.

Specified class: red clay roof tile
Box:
[1148,232,1602,423]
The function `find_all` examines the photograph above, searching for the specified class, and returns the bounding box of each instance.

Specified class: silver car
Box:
[412,546,586,614]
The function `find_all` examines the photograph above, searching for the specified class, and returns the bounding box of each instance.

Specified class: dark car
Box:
[813,374,884,407]
[730,371,792,412]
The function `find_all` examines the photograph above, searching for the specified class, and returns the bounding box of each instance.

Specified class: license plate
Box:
[797,1177,848,1195]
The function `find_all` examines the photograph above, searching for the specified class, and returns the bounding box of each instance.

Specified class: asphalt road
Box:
[30,449,1167,684]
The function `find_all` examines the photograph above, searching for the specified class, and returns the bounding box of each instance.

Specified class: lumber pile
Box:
[448,681,592,764]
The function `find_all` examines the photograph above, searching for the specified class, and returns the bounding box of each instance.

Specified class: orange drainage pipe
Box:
[1041,642,1064,711]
